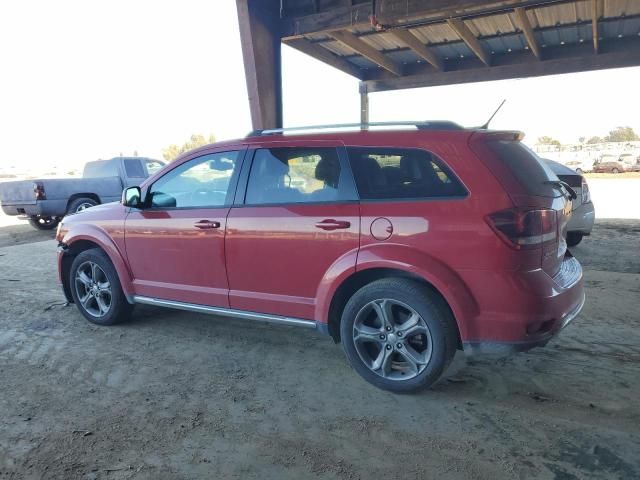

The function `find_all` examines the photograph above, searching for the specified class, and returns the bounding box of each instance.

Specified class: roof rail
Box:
[247,120,464,137]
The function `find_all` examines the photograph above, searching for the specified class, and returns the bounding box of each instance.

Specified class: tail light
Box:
[581,177,590,203]
[33,182,46,200]
[487,208,557,249]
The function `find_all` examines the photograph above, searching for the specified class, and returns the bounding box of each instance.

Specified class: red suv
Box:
[56,123,585,392]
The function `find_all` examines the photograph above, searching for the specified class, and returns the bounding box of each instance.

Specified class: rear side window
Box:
[123,159,145,178]
[346,147,466,200]
[483,141,559,197]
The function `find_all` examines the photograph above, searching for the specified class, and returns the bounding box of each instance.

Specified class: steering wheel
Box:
[189,189,227,206]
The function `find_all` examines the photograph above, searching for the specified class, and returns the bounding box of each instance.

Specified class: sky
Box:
[1,0,639,172]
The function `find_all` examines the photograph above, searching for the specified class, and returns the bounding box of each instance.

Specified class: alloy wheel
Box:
[352,299,433,381]
[74,261,112,317]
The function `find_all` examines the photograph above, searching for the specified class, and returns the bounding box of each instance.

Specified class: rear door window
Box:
[123,159,145,178]
[83,160,119,178]
[346,147,467,200]
[483,141,560,197]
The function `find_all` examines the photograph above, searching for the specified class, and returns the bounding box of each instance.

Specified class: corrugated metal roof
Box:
[295,0,640,79]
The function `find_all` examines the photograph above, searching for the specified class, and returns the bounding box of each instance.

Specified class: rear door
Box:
[225,141,359,320]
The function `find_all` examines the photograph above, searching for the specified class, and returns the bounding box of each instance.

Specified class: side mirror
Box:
[122,186,142,208]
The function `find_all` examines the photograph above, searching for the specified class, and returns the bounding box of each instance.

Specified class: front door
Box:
[225,144,360,320]
[124,149,244,307]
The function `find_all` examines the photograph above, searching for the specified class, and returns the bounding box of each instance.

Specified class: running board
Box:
[132,296,318,329]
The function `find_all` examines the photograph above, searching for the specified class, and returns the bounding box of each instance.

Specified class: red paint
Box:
[57,129,584,347]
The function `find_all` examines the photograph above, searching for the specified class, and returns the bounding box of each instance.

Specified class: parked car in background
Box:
[592,154,627,173]
[630,156,640,172]
[56,123,584,393]
[618,153,636,167]
[564,158,593,174]
[544,159,595,246]
[0,157,164,230]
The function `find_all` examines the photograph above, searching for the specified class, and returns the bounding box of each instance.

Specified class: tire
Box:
[67,197,98,214]
[575,168,583,174]
[567,232,583,247]
[612,168,619,174]
[340,278,458,393]
[69,248,133,325]
[28,215,60,230]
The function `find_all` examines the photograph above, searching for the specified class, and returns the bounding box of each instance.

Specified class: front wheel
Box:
[340,278,458,393]
[28,215,60,230]
[567,232,583,247]
[575,168,583,174]
[69,248,133,325]
[612,168,619,174]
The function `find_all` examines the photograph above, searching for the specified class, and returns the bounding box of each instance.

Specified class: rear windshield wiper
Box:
[545,180,577,200]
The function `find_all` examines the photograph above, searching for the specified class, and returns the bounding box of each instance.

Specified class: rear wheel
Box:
[575,168,583,174]
[67,197,98,214]
[28,215,60,230]
[340,278,457,393]
[612,168,620,174]
[567,232,583,247]
[69,248,133,325]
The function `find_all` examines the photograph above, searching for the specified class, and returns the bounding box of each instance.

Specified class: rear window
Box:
[124,159,145,178]
[346,147,466,200]
[484,141,560,197]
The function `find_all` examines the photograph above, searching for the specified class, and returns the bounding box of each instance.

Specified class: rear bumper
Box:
[459,254,585,355]
[568,201,595,235]
[463,291,585,355]
[1,200,66,217]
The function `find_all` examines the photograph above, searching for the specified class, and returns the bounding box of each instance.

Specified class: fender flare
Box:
[61,225,134,298]
[315,243,479,340]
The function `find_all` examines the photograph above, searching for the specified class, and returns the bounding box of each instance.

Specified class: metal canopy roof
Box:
[279,0,640,92]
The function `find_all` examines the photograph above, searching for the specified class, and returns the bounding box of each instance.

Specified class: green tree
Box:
[162,133,216,161]
[586,136,604,144]
[604,126,640,143]
[537,136,561,147]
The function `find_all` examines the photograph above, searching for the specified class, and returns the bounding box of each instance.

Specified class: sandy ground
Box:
[0,200,639,479]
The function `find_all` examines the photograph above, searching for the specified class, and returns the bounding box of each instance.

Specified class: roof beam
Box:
[364,38,640,92]
[283,37,365,79]
[514,7,541,59]
[446,18,491,66]
[282,1,569,39]
[328,30,404,76]
[591,0,603,54]
[387,28,444,70]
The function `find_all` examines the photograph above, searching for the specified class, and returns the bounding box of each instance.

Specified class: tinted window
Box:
[123,159,145,178]
[484,141,559,197]
[83,160,119,178]
[346,147,466,200]
[245,147,352,204]
[149,151,239,208]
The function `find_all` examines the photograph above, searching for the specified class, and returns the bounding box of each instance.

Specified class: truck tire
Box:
[67,197,98,214]
[28,215,60,230]
[340,278,458,393]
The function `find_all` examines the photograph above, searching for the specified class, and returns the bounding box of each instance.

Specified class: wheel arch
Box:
[60,229,134,303]
[320,245,479,348]
[66,193,101,212]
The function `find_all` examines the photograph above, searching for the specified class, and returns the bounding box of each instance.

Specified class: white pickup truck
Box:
[0,157,164,230]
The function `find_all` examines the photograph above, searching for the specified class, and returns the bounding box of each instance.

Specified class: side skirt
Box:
[132,295,326,331]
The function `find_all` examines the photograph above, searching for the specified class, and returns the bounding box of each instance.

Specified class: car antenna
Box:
[478,99,506,129]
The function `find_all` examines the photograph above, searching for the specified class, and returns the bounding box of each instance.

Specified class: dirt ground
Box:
[1,217,639,480]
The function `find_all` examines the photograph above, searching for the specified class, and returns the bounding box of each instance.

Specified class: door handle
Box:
[315,219,351,231]
[194,220,221,229]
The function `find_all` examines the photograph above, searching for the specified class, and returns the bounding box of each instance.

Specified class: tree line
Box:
[538,126,640,147]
